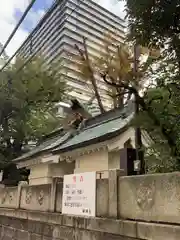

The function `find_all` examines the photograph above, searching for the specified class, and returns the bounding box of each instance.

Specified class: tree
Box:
[123,0,180,70]
[101,53,180,165]
[93,32,132,108]
[100,43,163,172]
[0,42,9,68]
[74,34,167,171]
[71,33,131,112]
[74,37,105,113]
[136,58,180,172]
[0,56,66,166]
[74,30,180,172]
[115,0,180,171]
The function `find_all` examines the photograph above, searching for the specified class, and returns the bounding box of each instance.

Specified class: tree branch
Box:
[101,73,178,155]
[75,38,105,113]
[109,91,130,98]
[101,73,138,95]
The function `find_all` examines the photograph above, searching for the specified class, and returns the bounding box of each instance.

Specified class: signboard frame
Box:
[62,171,96,217]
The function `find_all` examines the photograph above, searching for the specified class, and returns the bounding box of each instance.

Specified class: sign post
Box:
[62,172,96,217]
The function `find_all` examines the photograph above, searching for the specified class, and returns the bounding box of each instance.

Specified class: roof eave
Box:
[52,124,129,154]
[13,149,51,163]
[13,132,74,163]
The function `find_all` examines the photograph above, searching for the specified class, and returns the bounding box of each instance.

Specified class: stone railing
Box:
[0,170,122,217]
[0,170,180,224]
[0,186,19,208]
[20,184,51,211]
[118,172,180,224]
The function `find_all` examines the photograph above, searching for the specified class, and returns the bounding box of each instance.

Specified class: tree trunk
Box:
[13,139,23,157]
[133,44,145,174]
[2,116,11,150]
[135,96,145,174]
[83,37,105,113]
[91,77,105,113]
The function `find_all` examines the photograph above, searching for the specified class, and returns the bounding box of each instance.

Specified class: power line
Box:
[0,0,58,72]
[0,0,84,73]
[0,0,37,59]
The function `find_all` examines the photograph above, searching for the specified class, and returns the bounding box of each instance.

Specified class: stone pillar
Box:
[16,181,27,209]
[108,169,125,218]
[50,177,62,212]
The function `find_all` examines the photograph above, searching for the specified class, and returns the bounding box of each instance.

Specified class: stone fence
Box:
[0,170,180,224]
[0,177,110,217]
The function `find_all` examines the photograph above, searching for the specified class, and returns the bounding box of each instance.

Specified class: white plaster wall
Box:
[49,162,75,177]
[108,127,150,151]
[29,161,75,185]
[74,150,109,173]
[29,163,51,185]
[74,128,138,174]
[28,127,151,184]
[108,151,121,169]
[73,128,150,174]
[108,128,136,151]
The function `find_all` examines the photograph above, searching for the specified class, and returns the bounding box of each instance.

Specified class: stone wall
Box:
[0,171,114,217]
[0,209,180,240]
[0,215,138,240]
[2,171,180,222]
[118,172,180,224]
[0,171,180,239]
[0,186,19,208]
[20,184,51,211]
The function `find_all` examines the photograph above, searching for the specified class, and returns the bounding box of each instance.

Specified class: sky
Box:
[0,0,126,59]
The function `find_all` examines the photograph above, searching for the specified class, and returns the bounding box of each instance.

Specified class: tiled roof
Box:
[14,101,135,162]
[52,113,133,153]
[14,131,72,162]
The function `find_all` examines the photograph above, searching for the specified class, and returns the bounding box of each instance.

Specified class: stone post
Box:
[50,177,62,212]
[108,169,125,218]
[50,177,57,212]
[16,181,27,209]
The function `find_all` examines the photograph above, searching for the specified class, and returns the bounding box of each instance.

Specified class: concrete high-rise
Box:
[17,0,125,115]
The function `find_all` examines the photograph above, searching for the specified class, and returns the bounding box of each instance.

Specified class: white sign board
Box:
[62,172,96,217]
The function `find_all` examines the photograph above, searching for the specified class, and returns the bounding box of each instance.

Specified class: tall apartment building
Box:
[17,0,125,115]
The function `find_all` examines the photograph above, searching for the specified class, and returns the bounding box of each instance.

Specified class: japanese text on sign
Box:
[62,172,96,217]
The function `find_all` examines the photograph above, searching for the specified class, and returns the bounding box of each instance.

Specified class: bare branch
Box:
[75,39,105,113]
[101,73,177,154]
[74,44,85,60]
[101,73,138,95]
[148,96,163,105]
[110,91,131,98]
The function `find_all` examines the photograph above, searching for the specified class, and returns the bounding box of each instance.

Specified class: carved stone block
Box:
[37,190,44,206]
[25,188,32,204]
[136,181,155,211]
[1,191,14,204]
